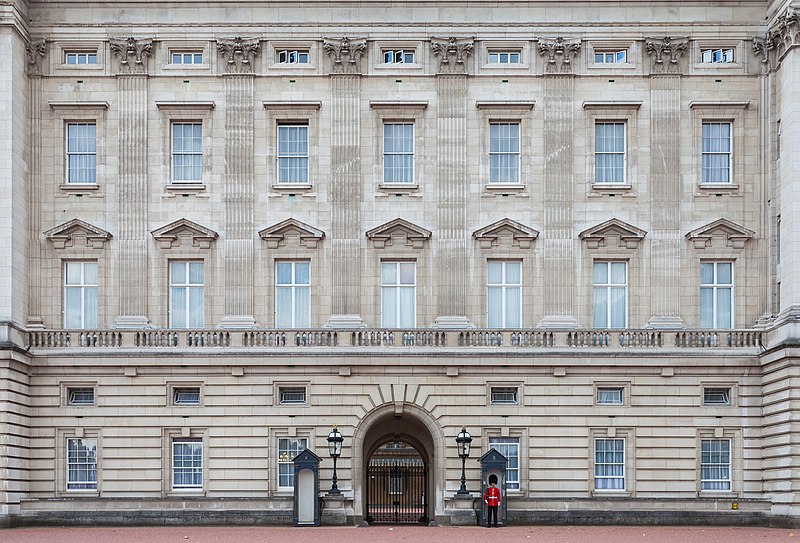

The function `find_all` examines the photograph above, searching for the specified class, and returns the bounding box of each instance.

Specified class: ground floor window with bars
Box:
[594,438,625,491]
[172,438,203,490]
[700,438,731,491]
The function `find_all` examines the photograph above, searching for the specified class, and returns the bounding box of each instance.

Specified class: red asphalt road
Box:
[0,526,795,543]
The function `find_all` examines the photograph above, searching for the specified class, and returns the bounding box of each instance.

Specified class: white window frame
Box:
[700,438,732,491]
[169,261,205,329]
[594,437,626,491]
[487,260,522,328]
[173,387,202,406]
[592,261,628,329]
[277,123,309,184]
[700,261,734,329]
[488,121,521,185]
[594,121,627,184]
[279,386,307,405]
[700,48,734,64]
[596,387,624,405]
[487,437,520,490]
[703,387,731,406]
[383,49,415,64]
[171,121,203,183]
[488,50,521,64]
[67,387,95,406]
[380,261,417,328]
[275,261,311,328]
[594,49,627,63]
[171,438,203,491]
[382,122,415,184]
[65,122,97,185]
[277,50,310,64]
[170,51,204,65]
[701,121,733,184]
[278,437,308,490]
[65,51,97,65]
[490,386,518,405]
[63,260,98,329]
[66,437,98,491]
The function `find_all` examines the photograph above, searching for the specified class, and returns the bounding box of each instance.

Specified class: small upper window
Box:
[383,50,415,64]
[173,387,201,406]
[278,50,309,64]
[65,51,97,65]
[703,387,731,406]
[279,386,307,405]
[700,48,734,64]
[488,51,521,64]
[594,50,627,64]
[68,387,95,406]
[490,386,518,405]
[596,387,624,405]
[171,51,203,65]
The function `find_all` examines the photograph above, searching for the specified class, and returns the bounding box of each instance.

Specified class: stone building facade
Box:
[0,0,799,528]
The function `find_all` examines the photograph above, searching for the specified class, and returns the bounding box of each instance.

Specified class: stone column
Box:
[324,37,367,328]
[644,37,688,329]
[217,38,260,328]
[110,37,153,328]
[537,37,581,328]
[431,37,475,329]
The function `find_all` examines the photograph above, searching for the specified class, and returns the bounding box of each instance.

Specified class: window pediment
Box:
[472,218,539,249]
[686,218,754,249]
[151,218,218,249]
[579,218,647,249]
[366,218,432,249]
[44,218,112,249]
[258,218,325,249]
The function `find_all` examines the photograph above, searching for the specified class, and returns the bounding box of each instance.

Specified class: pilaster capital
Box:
[323,36,368,74]
[25,38,46,76]
[537,37,581,74]
[110,37,154,75]
[644,36,688,74]
[754,7,800,70]
[216,37,261,74]
[430,37,474,74]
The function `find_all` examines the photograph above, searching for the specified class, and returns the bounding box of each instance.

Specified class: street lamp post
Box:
[455,426,472,495]
[327,425,343,495]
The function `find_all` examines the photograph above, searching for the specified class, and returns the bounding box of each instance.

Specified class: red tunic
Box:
[483,485,501,506]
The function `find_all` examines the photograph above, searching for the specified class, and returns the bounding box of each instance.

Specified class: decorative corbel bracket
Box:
[366,218,432,249]
[26,39,47,76]
[685,218,755,250]
[472,218,539,249]
[430,37,475,74]
[110,37,154,74]
[579,218,647,250]
[258,218,325,249]
[151,218,219,250]
[323,37,368,74]
[44,218,112,250]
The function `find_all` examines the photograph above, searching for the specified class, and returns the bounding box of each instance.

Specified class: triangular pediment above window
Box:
[685,218,755,250]
[258,218,325,249]
[151,218,218,249]
[44,218,112,249]
[366,218,432,249]
[472,218,539,249]
[579,218,647,250]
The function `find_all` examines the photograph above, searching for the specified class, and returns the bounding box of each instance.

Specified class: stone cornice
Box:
[258,218,325,249]
[151,218,218,250]
[686,218,755,250]
[430,36,475,74]
[579,218,647,250]
[44,218,112,250]
[366,218,432,250]
[472,218,539,249]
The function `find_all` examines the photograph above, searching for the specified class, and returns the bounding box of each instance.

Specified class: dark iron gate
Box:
[366,457,427,524]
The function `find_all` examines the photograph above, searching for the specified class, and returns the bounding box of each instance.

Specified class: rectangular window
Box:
[489,122,520,184]
[595,122,626,184]
[169,261,204,329]
[594,438,625,490]
[171,51,203,64]
[596,387,624,405]
[64,261,98,329]
[67,438,97,490]
[172,438,203,490]
[381,261,416,328]
[703,387,731,406]
[701,48,734,63]
[594,50,627,63]
[171,122,202,182]
[383,49,415,64]
[490,386,518,405]
[277,124,309,184]
[383,123,415,184]
[701,122,732,183]
[488,51,521,64]
[66,122,97,184]
[487,261,521,328]
[67,387,95,406]
[593,261,628,329]
[278,437,308,489]
[65,51,97,65]
[279,386,307,405]
[275,261,310,328]
[488,437,519,490]
[700,262,733,329]
[700,438,731,491]
[278,50,309,64]
[173,387,201,406]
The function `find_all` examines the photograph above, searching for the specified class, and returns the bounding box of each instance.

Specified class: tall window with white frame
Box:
[701,121,732,183]
[381,261,416,328]
[66,122,97,184]
[64,261,98,329]
[594,438,625,491]
[169,261,204,329]
[275,261,310,328]
[700,438,731,491]
[277,123,309,184]
[171,122,202,183]
[278,437,308,490]
[172,438,203,491]
[487,261,521,328]
[66,438,97,491]
[489,122,520,184]
[383,123,415,184]
[487,437,519,490]
[700,262,733,328]
[593,261,627,329]
[595,122,626,184]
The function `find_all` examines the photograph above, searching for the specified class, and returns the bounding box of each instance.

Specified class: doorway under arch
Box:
[366,440,427,524]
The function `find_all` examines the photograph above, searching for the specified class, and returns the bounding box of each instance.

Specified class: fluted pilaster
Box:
[26,69,44,327]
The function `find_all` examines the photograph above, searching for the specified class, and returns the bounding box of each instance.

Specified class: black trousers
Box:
[486,505,499,526]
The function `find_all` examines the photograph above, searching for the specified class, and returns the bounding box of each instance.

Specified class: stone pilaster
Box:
[537,37,580,328]
[26,39,46,328]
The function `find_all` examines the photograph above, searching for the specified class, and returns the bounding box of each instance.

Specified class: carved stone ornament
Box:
[217,37,261,74]
[430,37,474,74]
[472,218,540,249]
[537,37,581,74]
[644,36,688,74]
[151,218,218,250]
[25,39,47,76]
[110,37,154,74]
[44,218,112,250]
[366,218,432,249]
[579,218,647,250]
[753,8,800,70]
[258,218,325,249]
[685,218,755,250]
[323,37,368,74]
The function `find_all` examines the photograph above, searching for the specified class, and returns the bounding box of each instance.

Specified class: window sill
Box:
[59,183,101,195]
[165,183,206,194]
[483,184,527,198]
[591,490,631,498]
[272,183,313,193]
[378,183,419,193]
[590,183,635,198]
[697,183,739,196]
[167,489,206,496]
[64,490,99,496]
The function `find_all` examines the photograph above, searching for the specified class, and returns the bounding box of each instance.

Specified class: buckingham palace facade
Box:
[0,0,799,528]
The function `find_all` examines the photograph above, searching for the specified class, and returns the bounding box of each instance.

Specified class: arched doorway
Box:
[366,440,427,524]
